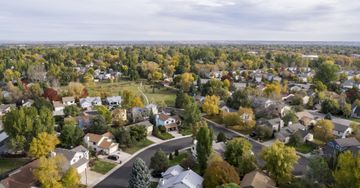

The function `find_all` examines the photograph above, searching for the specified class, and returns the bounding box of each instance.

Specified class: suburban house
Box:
[53,101,65,116]
[145,103,159,115]
[52,145,89,173]
[157,165,203,188]
[275,123,308,143]
[0,104,15,116]
[62,96,76,106]
[0,159,39,188]
[265,118,284,132]
[294,129,314,143]
[240,170,276,188]
[324,137,360,156]
[84,132,119,155]
[296,111,316,127]
[128,107,149,123]
[351,104,360,119]
[128,120,154,135]
[155,113,181,132]
[191,140,226,159]
[105,96,122,108]
[333,123,352,138]
[79,97,102,109]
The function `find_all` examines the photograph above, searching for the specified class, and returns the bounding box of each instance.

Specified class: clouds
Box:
[0,0,359,41]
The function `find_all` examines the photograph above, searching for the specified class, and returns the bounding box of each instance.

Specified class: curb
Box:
[88,135,192,187]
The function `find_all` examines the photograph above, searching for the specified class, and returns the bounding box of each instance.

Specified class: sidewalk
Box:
[88,134,192,187]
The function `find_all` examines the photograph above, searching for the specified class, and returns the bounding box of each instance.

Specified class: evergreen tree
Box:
[150,149,169,177]
[128,158,151,188]
[196,126,213,174]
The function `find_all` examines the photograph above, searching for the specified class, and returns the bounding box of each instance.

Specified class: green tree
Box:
[182,99,202,133]
[203,161,240,188]
[29,132,60,158]
[217,132,227,142]
[112,127,134,148]
[88,115,109,134]
[94,105,112,124]
[129,125,147,141]
[288,132,304,147]
[216,183,241,188]
[304,156,332,187]
[341,102,352,118]
[128,158,151,188]
[321,98,339,114]
[224,137,257,176]
[62,167,80,188]
[283,111,298,126]
[63,105,81,117]
[333,151,360,188]
[196,126,213,174]
[315,61,339,86]
[261,141,299,184]
[175,91,192,109]
[227,89,251,109]
[150,149,169,176]
[59,121,84,149]
[314,120,334,142]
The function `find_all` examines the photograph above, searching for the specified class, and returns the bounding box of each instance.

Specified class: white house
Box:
[128,120,154,135]
[0,104,15,116]
[62,96,76,106]
[333,123,352,138]
[145,103,158,115]
[53,101,65,116]
[52,145,89,173]
[265,118,284,132]
[79,97,102,109]
[155,113,180,132]
[84,132,119,154]
[158,165,203,188]
[106,96,122,108]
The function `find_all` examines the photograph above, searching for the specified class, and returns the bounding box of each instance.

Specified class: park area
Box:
[86,81,177,106]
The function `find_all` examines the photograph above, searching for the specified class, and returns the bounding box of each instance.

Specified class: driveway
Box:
[94,137,193,188]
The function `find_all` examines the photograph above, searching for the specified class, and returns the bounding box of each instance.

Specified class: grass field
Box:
[86,81,176,106]
[0,157,31,175]
[91,159,117,174]
[154,132,174,140]
[122,139,154,154]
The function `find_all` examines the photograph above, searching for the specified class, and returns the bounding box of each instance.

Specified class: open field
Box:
[86,81,176,106]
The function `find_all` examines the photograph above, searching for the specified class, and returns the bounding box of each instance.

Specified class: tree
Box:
[314,120,334,142]
[216,183,241,188]
[202,95,220,115]
[179,72,195,92]
[182,99,201,130]
[60,121,84,149]
[62,167,80,188]
[67,82,85,99]
[128,158,151,188]
[207,152,224,167]
[129,125,147,141]
[112,127,134,148]
[196,126,213,174]
[315,61,339,86]
[222,112,242,127]
[29,132,60,158]
[304,156,331,187]
[94,105,112,124]
[175,91,192,109]
[227,89,251,109]
[224,137,257,176]
[341,102,352,118]
[34,156,65,188]
[217,132,227,142]
[321,98,339,114]
[223,79,231,90]
[131,96,144,108]
[88,115,109,134]
[282,111,298,126]
[333,151,360,188]
[288,132,304,147]
[150,149,169,177]
[63,105,81,117]
[203,161,240,188]
[121,90,134,108]
[255,125,273,140]
[264,83,282,98]
[112,108,127,127]
[238,107,256,129]
[261,141,299,184]
[314,80,327,92]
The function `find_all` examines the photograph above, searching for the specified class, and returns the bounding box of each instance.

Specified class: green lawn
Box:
[204,115,223,125]
[85,81,176,106]
[91,160,117,174]
[150,182,158,188]
[122,139,154,154]
[294,144,315,154]
[169,153,188,166]
[179,128,193,136]
[154,132,174,140]
[0,158,31,175]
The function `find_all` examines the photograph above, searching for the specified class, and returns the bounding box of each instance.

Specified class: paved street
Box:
[94,137,193,188]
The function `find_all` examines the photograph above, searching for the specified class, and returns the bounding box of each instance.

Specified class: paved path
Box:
[94,137,193,188]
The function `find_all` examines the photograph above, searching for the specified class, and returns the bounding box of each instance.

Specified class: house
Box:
[351,104,360,119]
[84,132,119,155]
[324,137,360,156]
[191,140,226,159]
[79,97,102,109]
[0,104,15,116]
[294,129,314,142]
[62,96,76,106]
[296,111,316,127]
[145,103,158,115]
[0,159,39,188]
[105,96,122,108]
[52,145,89,173]
[157,165,203,188]
[240,170,276,188]
[22,99,34,107]
[265,118,284,132]
[155,113,181,132]
[275,123,306,143]
[219,101,236,113]
[128,107,149,123]
[128,120,154,135]
[53,101,65,116]
[333,123,352,138]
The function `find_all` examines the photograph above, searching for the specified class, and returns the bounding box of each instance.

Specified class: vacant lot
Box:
[86,81,176,106]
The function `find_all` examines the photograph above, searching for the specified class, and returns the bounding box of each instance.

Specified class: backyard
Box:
[0,157,32,175]
[86,81,177,106]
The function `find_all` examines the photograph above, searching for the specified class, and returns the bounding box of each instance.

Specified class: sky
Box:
[0,0,359,41]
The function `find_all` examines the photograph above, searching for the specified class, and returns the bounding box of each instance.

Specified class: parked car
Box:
[107,155,119,161]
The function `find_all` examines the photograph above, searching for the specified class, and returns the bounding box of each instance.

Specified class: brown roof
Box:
[240,170,276,188]
[98,139,113,149]
[0,159,39,188]
[159,113,171,121]
[85,133,103,143]
[164,123,178,129]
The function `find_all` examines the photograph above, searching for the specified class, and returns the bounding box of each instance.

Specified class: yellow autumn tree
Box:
[62,167,81,188]
[264,83,281,98]
[202,95,220,116]
[131,96,144,108]
[67,82,85,99]
[179,73,195,92]
[238,107,256,129]
[314,119,334,142]
[223,79,231,91]
[29,132,60,158]
[34,156,65,188]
